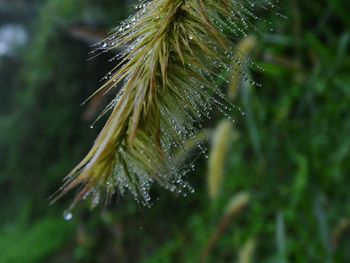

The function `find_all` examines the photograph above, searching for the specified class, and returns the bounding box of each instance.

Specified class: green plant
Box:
[54,0,272,209]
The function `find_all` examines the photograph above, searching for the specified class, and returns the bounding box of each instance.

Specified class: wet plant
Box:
[53,0,278,209]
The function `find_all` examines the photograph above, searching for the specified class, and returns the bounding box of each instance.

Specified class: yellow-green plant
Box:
[53,0,273,209]
[228,35,257,100]
[238,238,256,263]
[207,120,238,200]
[201,191,251,261]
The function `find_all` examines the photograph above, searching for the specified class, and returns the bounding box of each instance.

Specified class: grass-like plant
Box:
[53,0,273,209]
[207,120,235,200]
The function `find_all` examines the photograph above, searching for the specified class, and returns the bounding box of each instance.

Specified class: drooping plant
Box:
[53,0,278,210]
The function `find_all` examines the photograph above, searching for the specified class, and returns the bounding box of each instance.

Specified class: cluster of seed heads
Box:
[55,0,283,217]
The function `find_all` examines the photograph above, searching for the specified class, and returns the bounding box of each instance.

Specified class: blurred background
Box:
[0,0,349,262]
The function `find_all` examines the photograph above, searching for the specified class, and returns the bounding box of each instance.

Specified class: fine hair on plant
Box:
[52,0,281,211]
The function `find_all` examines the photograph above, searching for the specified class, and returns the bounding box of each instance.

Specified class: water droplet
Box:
[63,211,73,221]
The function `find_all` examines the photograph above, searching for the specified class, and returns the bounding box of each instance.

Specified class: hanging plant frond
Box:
[53,0,278,209]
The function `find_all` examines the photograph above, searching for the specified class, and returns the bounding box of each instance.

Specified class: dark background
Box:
[0,0,349,262]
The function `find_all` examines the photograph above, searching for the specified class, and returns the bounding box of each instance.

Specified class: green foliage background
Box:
[0,0,349,262]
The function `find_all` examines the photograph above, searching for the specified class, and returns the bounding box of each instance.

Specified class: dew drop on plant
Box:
[63,211,73,221]
[54,0,285,207]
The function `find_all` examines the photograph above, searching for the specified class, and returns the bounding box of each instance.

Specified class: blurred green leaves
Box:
[0,217,73,263]
[0,0,349,262]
